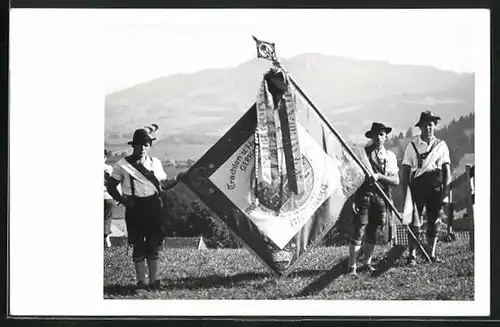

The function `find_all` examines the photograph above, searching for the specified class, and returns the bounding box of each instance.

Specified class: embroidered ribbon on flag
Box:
[254,70,304,212]
[255,78,279,191]
[278,73,304,195]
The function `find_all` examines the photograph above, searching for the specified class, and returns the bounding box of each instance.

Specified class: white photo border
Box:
[8,8,490,317]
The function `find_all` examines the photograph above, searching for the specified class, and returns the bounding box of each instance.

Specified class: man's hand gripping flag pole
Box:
[252,36,432,263]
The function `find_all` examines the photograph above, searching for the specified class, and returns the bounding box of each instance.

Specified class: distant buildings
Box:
[105,149,130,157]
[105,149,195,168]
[163,159,194,168]
[453,153,475,179]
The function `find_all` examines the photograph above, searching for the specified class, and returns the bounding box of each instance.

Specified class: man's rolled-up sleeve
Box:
[386,151,399,176]
[402,143,415,168]
[437,142,451,167]
[154,159,168,181]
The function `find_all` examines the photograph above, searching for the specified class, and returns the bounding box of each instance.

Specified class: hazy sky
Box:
[105,9,485,93]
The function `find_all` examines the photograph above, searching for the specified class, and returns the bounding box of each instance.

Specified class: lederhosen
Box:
[408,139,444,237]
[123,157,165,262]
[352,146,391,245]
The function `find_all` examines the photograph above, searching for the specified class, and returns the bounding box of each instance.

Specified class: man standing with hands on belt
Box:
[401,110,451,266]
[106,125,181,291]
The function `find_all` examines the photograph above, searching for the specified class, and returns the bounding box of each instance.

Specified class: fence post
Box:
[465,165,475,251]
[447,193,455,241]
[448,206,456,241]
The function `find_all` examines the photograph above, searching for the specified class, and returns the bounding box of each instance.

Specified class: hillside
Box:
[105,53,474,160]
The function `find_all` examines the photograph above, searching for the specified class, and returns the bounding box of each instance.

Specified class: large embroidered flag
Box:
[180,70,366,275]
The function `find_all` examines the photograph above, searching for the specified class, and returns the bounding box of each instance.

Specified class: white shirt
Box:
[369,147,399,176]
[402,136,451,179]
[111,156,167,197]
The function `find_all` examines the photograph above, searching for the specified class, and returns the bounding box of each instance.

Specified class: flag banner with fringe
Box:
[180,69,366,275]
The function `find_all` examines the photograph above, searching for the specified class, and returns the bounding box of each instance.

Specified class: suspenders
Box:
[129,175,135,197]
[411,138,441,169]
[366,146,387,175]
[364,147,390,194]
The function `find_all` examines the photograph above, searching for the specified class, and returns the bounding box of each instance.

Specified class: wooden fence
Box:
[447,164,475,250]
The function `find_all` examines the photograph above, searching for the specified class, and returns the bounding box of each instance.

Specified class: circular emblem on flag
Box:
[249,155,315,216]
[209,125,338,250]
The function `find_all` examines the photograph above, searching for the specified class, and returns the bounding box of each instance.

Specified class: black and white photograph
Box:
[9,8,490,317]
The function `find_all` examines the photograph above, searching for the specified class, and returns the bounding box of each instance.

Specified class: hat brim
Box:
[415,117,440,127]
[127,138,156,145]
[365,127,392,138]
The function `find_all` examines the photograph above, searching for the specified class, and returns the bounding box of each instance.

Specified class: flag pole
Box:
[251,36,432,262]
[287,75,432,263]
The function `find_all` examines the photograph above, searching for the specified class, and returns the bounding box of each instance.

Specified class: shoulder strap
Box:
[413,138,441,155]
[123,157,161,194]
[129,174,135,197]
[428,138,442,154]
[410,141,419,156]
[365,146,386,175]
[412,139,442,169]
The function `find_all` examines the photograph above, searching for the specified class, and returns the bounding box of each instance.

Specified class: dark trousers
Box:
[409,174,443,238]
[351,191,387,245]
[125,195,164,262]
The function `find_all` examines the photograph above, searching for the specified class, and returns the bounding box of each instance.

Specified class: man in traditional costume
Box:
[106,126,179,291]
[402,110,451,266]
[347,122,399,276]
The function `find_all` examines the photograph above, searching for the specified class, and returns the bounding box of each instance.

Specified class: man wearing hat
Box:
[106,126,180,291]
[347,122,400,276]
[401,110,451,266]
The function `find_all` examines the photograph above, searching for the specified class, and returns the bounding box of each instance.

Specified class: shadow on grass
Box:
[294,245,407,298]
[163,271,270,290]
[371,245,407,278]
[165,269,327,290]
[294,257,350,298]
[104,269,327,296]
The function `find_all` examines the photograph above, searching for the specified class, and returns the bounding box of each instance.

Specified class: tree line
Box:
[160,189,240,249]
[158,113,474,248]
[386,112,474,171]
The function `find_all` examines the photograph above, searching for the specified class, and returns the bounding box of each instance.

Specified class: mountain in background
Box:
[105,53,474,160]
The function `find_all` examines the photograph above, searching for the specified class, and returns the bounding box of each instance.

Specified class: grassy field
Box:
[104,239,473,300]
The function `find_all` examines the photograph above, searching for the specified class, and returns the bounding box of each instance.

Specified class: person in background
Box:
[106,126,181,291]
[347,122,399,276]
[401,110,451,266]
[104,149,115,249]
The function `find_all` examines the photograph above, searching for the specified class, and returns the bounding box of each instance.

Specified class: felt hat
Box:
[415,110,441,127]
[365,122,392,138]
[127,125,158,145]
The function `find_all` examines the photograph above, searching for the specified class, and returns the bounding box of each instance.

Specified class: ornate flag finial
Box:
[252,36,304,200]
[252,36,278,63]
